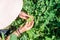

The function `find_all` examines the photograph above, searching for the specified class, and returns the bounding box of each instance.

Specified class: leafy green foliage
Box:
[10,0,60,40]
[1,32,5,40]
[19,33,28,40]
[10,34,18,40]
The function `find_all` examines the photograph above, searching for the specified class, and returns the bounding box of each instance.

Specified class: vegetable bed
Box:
[11,0,60,40]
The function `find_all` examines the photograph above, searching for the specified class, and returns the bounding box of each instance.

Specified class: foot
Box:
[19,11,34,33]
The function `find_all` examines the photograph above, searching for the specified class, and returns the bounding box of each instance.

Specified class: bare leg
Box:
[0,37,1,40]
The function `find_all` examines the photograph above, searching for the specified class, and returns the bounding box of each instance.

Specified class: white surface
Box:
[0,0,23,29]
